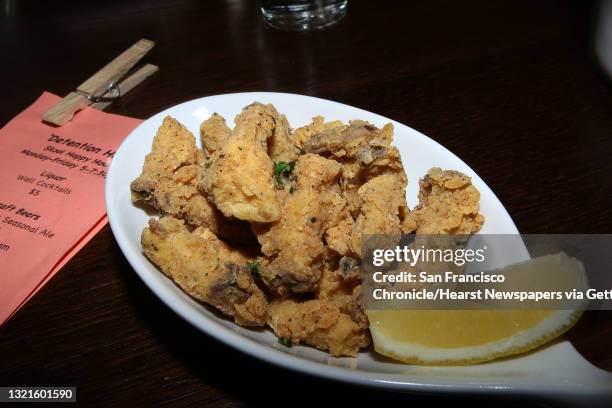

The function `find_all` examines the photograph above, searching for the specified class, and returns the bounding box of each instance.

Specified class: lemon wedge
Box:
[367,253,587,365]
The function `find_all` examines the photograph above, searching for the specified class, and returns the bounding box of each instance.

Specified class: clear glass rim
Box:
[259,1,348,31]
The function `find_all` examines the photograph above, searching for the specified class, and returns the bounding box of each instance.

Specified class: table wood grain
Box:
[1,0,611,406]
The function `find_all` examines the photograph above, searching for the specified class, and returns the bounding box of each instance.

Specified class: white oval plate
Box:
[106,93,612,404]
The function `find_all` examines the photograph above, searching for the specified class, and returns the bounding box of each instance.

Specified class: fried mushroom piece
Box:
[298,120,416,258]
[252,154,347,296]
[350,172,416,257]
[340,131,408,219]
[200,113,231,156]
[199,104,286,223]
[301,120,410,219]
[324,206,357,257]
[150,160,217,228]
[268,299,370,357]
[255,103,299,163]
[316,257,368,329]
[407,168,484,234]
[141,217,267,326]
[130,116,253,244]
[292,116,346,149]
[130,116,200,207]
[302,119,393,158]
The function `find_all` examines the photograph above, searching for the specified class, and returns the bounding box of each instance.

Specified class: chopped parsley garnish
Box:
[205,160,213,168]
[273,161,295,189]
[289,186,296,194]
[278,337,292,347]
[247,260,260,274]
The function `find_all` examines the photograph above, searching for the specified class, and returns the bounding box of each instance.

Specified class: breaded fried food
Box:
[131,116,253,243]
[350,172,416,257]
[134,105,487,359]
[292,116,345,149]
[268,299,370,356]
[199,104,284,223]
[255,103,298,163]
[324,206,356,257]
[130,118,214,225]
[302,120,393,158]
[301,120,406,217]
[252,154,346,295]
[130,116,200,207]
[200,113,231,156]
[150,161,215,227]
[299,120,416,259]
[141,217,267,326]
[317,257,368,329]
[153,162,256,244]
[407,168,484,234]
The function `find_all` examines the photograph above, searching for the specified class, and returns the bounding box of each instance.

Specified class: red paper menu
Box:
[0,92,142,324]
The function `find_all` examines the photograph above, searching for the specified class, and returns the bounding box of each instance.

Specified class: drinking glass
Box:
[259,0,348,31]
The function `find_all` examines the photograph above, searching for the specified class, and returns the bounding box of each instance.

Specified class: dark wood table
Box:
[1,0,611,406]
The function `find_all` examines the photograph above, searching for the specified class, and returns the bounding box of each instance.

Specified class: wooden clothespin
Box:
[42,39,158,126]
